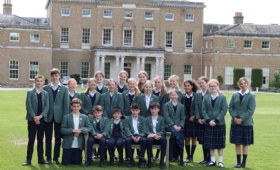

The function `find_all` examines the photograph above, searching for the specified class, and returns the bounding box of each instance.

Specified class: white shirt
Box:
[172,102,177,107]
[114,120,120,124]
[152,116,158,134]
[211,93,219,100]
[50,82,61,91]
[239,89,249,96]
[97,84,104,91]
[145,94,151,109]
[129,91,135,95]
[185,92,193,98]
[109,92,114,97]
[89,91,96,97]
[132,117,139,135]
[69,92,75,97]
[201,89,208,97]
[96,118,100,123]
[71,114,80,148]
[154,88,161,93]
[36,88,42,94]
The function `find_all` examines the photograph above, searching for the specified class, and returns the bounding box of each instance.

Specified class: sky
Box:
[0,0,280,25]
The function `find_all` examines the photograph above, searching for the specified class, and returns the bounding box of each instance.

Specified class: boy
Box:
[146,102,167,169]
[22,75,49,166]
[84,105,108,168]
[105,107,126,167]
[43,68,70,163]
[124,103,147,168]
[61,98,92,165]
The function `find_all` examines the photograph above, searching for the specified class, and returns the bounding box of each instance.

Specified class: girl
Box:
[229,77,256,168]
[122,78,141,117]
[80,78,102,116]
[164,75,183,104]
[94,71,108,94]
[163,89,185,166]
[182,79,199,163]
[202,79,227,168]
[67,78,80,102]
[117,70,129,93]
[136,81,159,118]
[196,76,210,164]
[137,70,148,93]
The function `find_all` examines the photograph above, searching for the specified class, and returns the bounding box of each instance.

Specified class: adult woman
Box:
[229,77,256,168]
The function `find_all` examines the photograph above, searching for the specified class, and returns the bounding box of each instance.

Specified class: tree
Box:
[271,67,280,88]
[251,69,263,88]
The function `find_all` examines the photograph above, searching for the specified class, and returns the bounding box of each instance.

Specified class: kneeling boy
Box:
[61,98,92,165]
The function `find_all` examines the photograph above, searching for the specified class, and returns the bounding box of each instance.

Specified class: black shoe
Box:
[146,162,151,168]
[22,160,31,166]
[108,161,114,166]
[184,157,193,163]
[118,161,124,167]
[234,163,241,168]
[127,160,135,168]
[83,160,92,167]
[199,160,208,164]
[180,162,186,166]
[206,161,216,167]
[99,160,105,168]
[53,160,60,164]
[170,158,179,162]
[38,159,46,164]
[240,163,246,168]
[45,159,52,164]
[160,162,166,169]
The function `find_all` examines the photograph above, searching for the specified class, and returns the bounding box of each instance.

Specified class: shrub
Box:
[70,74,81,84]
[251,69,263,88]
[233,68,245,88]
[271,68,280,88]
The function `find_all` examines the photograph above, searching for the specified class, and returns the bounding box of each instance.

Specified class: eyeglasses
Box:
[209,85,217,88]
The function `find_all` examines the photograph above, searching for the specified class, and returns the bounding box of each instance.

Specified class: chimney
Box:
[233,12,243,24]
[3,0,12,15]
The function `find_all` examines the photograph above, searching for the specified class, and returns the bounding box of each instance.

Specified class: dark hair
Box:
[149,102,160,110]
[130,103,140,110]
[183,79,199,92]
[50,68,60,75]
[112,107,122,114]
[93,105,103,112]
[71,98,82,106]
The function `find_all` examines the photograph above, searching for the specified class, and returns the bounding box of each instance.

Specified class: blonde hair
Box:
[237,77,251,91]
[67,78,77,86]
[127,78,141,97]
[118,70,128,77]
[153,76,167,97]
[143,81,153,91]
[94,71,105,78]
[85,78,97,94]
[208,79,223,94]
[137,70,148,91]
[168,74,180,89]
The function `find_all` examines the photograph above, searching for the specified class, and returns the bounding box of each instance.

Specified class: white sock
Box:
[218,156,223,163]
[211,156,215,162]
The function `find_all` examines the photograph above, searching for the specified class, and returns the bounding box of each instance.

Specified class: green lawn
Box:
[0,90,279,170]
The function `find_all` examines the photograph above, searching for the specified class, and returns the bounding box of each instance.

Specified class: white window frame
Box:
[185,14,194,21]
[123,29,133,47]
[262,41,270,50]
[144,63,152,80]
[225,67,234,85]
[226,39,235,49]
[104,62,111,79]
[82,9,91,17]
[81,62,90,79]
[102,28,112,46]
[103,10,112,18]
[30,33,40,43]
[165,13,174,21]
[10,32,19,42]
[244,67,252,81]
[61,8,70,16]
[9,60,19,80]
[165,31,173,48]
[262,68,270,88]
[185,32,193,48]
[29,61,39,80]
[144,30,154,47]
[164,64,172,80]
[60,61,69,77]
[124,11,133,19]
[82,28,90,45]
[184,65,192,81]
[244,40,252,49]
[145,12,153,20]
[61,27,69,43]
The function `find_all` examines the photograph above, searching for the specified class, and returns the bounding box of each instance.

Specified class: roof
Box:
[204,23,280,37]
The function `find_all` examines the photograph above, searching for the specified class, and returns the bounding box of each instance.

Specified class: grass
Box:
[0,89,279,169]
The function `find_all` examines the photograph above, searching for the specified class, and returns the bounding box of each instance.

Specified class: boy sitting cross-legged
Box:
[124,103,147,168]
[146,102,167,169]
[83,105,108,168]
[105,107,126,167]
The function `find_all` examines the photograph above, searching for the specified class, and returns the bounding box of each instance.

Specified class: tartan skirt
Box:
[184,120,198,137]
[197,123,206,144]
[230,125,254,145]
[204,125,226,149]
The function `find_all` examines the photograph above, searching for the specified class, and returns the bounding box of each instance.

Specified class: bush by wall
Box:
[251,69,263,88]
[233,68,245,88]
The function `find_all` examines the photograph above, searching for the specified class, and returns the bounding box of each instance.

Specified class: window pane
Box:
[144,64,151,80]
[104,63,110,79]
[82,9,91,17]
[123,30,132,46]
[144,30,153,47]
[10,32,19,41]
[185,14,194,21]
[82,28,90,44]
[9,61,19,79]
[226,39,235,48]
[104,10,112,18]
[165,13,174,20]
[145,12,153,19]
[165,32,173,48]
[124,11,133,19]
[244,40,252,49]
[185,32,193,48]
[30,33,40,42]
[81,62,90,79]
[262,41,269,49]
[29,61,39,79]
[103,29,112,45]
[60,62,68,76]
[61,8,70,16]
[164,64,172,80]
[61,28,69,43]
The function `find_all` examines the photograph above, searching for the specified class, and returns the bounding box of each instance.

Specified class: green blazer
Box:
[195,90,210,119]
[105,119,127,139]
[89,116,108,137]
[228,92,256,126]
[163,101,185,128]
[181,92,198,119]
[61,113,92,150]
[146,115,165,137]
[136,94,159,117]
[125,115,147,137]
[25,88,49,122]
[117,84,128,93]
[80,92,102,115]
[122,91,139,116]
[69,92,80,111]
[162,88,183,104]
[96,85,108,94]
[101,91,124,119]
[202,94,228,125]
[43,84,70,123]
[153,89,168,116]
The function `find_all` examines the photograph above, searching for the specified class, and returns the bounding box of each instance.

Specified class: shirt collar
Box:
[129,91,135,95]
[185,92,193,98]
[211,93,219,99]
[239,89,249,96]
[50,82,61,87]
[36,88,42,94]
[89,91,96,96]
[172,102,177,106]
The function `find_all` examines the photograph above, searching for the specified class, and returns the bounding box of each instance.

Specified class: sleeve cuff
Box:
[214,119,219,124]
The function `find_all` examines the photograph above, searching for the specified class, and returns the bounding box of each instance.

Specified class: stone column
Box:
[141,56,146,70]
[155,57,159,76]
[94,55,100,72]
[120,55,125,71]
[136,56,140,73]
[159,57,164,77]
[100,55,105,73]
[115,55,120,80]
